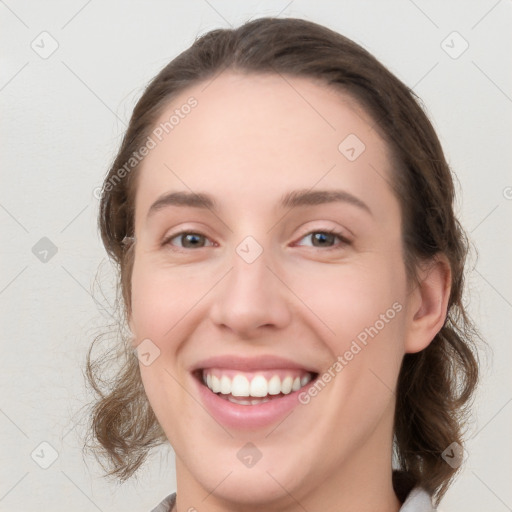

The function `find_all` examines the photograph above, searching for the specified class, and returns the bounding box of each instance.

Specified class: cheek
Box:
[289,261,405,343]
[289,257,407,410]
[317,266,406,405]
[129,258,191,338]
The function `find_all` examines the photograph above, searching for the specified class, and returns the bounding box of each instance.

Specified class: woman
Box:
[85,17,480,512]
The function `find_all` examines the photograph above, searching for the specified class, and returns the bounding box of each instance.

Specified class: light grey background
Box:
[1,1,511,511]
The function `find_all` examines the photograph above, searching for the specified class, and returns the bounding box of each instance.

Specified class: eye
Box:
[295,229,351,249]
[162,228,350,251]
[162,231,215,250]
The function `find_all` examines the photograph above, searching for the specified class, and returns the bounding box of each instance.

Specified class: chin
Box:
[177,442,314,508]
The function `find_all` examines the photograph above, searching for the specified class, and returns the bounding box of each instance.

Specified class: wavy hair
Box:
[83,17,483,506]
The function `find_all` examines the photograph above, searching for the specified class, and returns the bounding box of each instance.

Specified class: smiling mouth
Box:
[194,368,319,405]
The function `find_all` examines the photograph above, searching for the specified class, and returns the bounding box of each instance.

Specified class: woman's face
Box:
[129,72,416,507]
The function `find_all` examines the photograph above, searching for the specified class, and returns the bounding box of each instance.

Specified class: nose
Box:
[208,245,292,338]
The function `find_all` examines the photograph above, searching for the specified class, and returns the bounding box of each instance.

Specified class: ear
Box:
[404,254,452,354]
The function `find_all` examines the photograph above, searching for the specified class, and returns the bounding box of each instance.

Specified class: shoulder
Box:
[150,492,176,512]
[399,487,437,512]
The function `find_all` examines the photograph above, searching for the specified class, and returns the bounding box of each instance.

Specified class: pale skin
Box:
[127,71,451,512]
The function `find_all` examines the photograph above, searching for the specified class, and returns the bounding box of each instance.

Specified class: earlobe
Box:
[404,254,452,354]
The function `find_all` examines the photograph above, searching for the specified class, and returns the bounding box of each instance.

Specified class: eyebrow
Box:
[146,188,372,219]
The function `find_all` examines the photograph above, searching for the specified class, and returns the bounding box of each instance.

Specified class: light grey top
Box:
[150,487,437,511]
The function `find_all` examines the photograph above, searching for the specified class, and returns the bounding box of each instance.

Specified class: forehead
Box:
[134,71,396,220]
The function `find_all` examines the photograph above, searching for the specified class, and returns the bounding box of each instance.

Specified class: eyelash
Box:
[161,228,351,252]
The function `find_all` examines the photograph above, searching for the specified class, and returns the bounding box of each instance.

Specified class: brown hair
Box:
[83,16,482,506]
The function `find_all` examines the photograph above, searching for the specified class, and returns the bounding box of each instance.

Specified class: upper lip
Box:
[191,355,319,373]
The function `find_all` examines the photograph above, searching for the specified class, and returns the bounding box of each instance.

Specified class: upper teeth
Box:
[202,370,313,397]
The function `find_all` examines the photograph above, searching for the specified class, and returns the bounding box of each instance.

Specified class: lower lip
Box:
[194,374,315,430]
